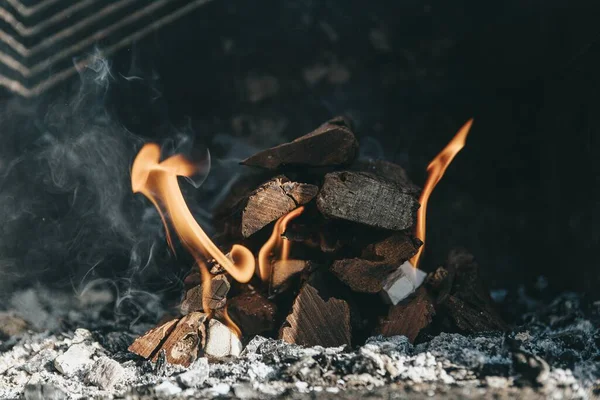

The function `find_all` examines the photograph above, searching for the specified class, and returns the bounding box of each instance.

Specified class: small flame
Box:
[222,307,242,338]
[258,206,305,282]
[131,143,256,283]
[410,119,474,268]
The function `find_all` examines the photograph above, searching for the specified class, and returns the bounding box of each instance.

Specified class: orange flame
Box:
[258,206,305,282]
[410,119,474,268]
[131,143,256,283]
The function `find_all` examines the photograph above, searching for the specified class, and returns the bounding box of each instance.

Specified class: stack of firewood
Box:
[129,117,507,366]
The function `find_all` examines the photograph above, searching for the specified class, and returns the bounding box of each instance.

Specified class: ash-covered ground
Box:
[0,285,598,399]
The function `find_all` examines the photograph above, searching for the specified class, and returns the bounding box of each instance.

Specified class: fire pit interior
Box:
[0,1,599,399]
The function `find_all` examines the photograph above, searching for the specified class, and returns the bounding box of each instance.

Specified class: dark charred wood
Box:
[330,258,397,293]
[279,283,352,347]
[270,259,311,294]
[375,286,435,343]
[180,274,230,314]
[429,249,509,333]
[351,159,421,197]
[241,117,359,170]
[316,171,420,231]
[362,233,422,265]
[217,175,318,238]
[227,291,277,336]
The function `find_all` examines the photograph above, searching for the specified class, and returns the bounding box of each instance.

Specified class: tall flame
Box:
[410,119,474,268]
[131,143,256,283]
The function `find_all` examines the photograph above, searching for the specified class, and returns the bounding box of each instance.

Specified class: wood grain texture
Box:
[330,258,396,293]
[376,286,435,343]
[241,117,358,169]
[316,171,419,231]
[128,318,179,359]
[280,284,351,347]
[150,312,207,367]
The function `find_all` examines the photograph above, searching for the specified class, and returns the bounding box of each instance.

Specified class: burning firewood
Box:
[316,171,419,231]
[280,284,352,347]
[352,159,421,196]
[330,258,397,293]
[375,286,435,343]
[380,261,428,305]
[128,313,207,367]
[427,249,508,333]
[227,291,277,336]
[362,233,422,265]
[219,175,318,238]
[270,259,311,294]
[241,117,358,169]
[180,274,231,314]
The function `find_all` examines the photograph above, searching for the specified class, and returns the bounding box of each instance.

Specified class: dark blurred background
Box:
[1,0,598,301]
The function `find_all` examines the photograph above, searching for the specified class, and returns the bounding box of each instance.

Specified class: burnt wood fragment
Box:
[362,233,421,265]
[220,175,317,238]
[316,171,419,231]
[241,117,358,169]
[227,291,277,336]
[128,318,179,359]
[330,258,396,293]
[270,259,310,294]
[280,284,351,347]
[375,286,435,343]
[180,274,231,314]
[352,159,421,196]
[429,249,508,333]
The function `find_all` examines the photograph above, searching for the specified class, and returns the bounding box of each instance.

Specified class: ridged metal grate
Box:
[0,0,213,97]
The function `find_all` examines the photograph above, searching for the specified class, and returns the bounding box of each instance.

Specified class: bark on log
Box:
[280,284,351,347]
[241,117,358,169]
[316,171,419,231]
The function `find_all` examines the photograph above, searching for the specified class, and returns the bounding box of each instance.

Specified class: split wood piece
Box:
[352,159,421,196]
[375,286,435,343]
[316,171,420,231]
[128,313,207,367]
[241,117,358,169]
[279,284,351,348]
[225,175,318,238]
[428,249,508,333]
[227,291,278,336]
[180,274,231,314]
[362,233,422,265]
[330,258,397,293]
[204,319,243,359]
[380,261,428,305]
[271,259,310,294]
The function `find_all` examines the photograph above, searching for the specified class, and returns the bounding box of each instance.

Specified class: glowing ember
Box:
[410,119,474,268]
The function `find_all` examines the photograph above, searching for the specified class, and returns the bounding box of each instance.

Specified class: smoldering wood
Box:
[219,175,318,238]
[203,319,243,359]
[316,171,420,231]
[227,291,278,336]
[128,318,179,360]
[280,284,351,347]
[375,286,435,343]
[270,259,310,294]
[150,313,207,367]
[180,274,231,314]
[428,249,508,333]
[362,233,422,265]
[330,258,397,293]
[351,159,421,196]
[241,117,359,169]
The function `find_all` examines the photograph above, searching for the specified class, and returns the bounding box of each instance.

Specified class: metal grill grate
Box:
[0,0,213,97]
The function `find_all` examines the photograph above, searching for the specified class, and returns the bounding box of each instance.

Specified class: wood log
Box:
[219,175,318,238]
[227,291,277,336]
[241,117,358,169]
[128,313,207,367]
[362,233,421,265]
[428,249,509,333]
[330,258,397,293]
[204,319,243,359]
[352,159,421,196]
[279,284,351,347]
[270,259,310,294]
[316,171,419,231]
[375,286,435,343]
[180,274,231,314]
